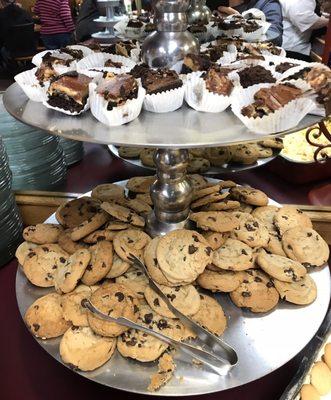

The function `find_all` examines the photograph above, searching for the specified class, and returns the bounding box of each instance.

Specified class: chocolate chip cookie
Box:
[189,211,239,233]
[212,238,254,271]
[23,224,63,244]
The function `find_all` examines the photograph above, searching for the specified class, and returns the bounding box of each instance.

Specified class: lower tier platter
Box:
[3,83,322,148]
[16,179,331,396]
[108,144,281,175]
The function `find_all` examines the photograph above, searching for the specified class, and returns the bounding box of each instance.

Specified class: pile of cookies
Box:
[116,137,283,173]
[17,175,329,391]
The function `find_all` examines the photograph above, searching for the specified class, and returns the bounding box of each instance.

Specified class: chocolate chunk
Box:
[157,319,169,330]
[144,313,153,324]
[115,292,125,302]
[32,323,40,331]
[153,298,160,307]
[242,291,251,297]
[188,245,198,254]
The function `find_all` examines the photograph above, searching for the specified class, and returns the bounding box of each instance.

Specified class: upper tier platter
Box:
[3,83,322,148]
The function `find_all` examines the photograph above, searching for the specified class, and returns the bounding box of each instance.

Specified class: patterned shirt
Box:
[34,0,75,35]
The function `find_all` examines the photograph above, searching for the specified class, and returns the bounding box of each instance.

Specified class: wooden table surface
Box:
[0,143,330,400]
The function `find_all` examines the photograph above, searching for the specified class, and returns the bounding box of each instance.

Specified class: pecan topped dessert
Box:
[241,84,302,118]
[47,72,92,113]
[97,73,139,110]
[202,67,233,96]
[181,53,213,74]
[141,69,183,95]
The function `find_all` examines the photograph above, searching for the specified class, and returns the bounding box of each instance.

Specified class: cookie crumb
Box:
[148,353,176,392]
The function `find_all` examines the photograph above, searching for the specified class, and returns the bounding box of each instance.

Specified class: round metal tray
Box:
[15,179,331,396]
[3,83,322,148]
[108,144,281,174]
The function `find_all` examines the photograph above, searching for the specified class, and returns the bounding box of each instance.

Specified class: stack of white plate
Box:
[0,110,67,190]
[58,137,85,166]
[0,137,23,267]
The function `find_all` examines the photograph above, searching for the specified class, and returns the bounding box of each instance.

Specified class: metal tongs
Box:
[82,254,238,376]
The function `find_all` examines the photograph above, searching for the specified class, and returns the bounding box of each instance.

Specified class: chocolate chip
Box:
[153,298,160,307]
[245,223,256,232]
[266,281,274,288]
[127,238,134,243]
[127,337,137,346]
[205,247,212,256]
[166,294,176,301]
[192,235,199,242]
[157,319,169,330]
[153,258,158,266]
[59,257,66,263]
[188,245,198,254]
[34,305,39,310]
[32,323,40,331]
[134,305,139,313]
[86,264,92,271]
[241,249,248,255]
[115,292,125,302]
[64,272,71,278]
[144,313,153,324]
[101,262,107,268]
[241,291,251,297]
[254,276,262,283]
[307,232,312,237]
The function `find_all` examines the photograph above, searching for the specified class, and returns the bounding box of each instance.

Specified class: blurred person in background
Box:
[34,0,75,49]
[279,0,329,61]
[75,0,99,42]
[207,0,283,46]
[0,0,33,69]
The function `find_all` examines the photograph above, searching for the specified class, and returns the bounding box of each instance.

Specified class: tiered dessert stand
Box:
[92,0,126,40]
[3,0,331,396]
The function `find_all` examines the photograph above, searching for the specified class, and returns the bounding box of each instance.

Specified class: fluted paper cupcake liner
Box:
[89,82,145,126]
[43,97,90,116]
[32,45,92,67]
[143,85,184,113]
[241,25,266,42]
[77,53,136,78]
[14,68,49,102]
[228,63,277,90]
[263,55,309,80]
[185,72,231,113]
[231,83,316,134]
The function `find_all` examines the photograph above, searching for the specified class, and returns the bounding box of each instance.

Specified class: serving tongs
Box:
[82,254,238,376]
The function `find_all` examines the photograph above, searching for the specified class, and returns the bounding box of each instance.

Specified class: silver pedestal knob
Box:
[141,0,199,71]
[187,0,212,25]
[146,149,193,237]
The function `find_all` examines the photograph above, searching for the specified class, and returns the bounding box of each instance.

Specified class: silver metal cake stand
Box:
[107,144,281,175]
[3,84,323,236]
[92,0,125,40]
[3,83,324,237]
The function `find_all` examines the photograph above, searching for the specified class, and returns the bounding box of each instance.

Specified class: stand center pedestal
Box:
[145,148,193,237]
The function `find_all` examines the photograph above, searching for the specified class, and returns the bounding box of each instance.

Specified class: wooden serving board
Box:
[13,191,331,245]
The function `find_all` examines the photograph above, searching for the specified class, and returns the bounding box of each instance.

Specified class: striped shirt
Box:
[34,0,75,35]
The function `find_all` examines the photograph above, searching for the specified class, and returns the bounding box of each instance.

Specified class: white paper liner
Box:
[260,46,286,58]
[114,17,129,36]
[241,24,266,42]
[32,46,88,68]
[143,85,184,113]
[129,47,141,63]
[185,72,231,113]
[76,53,136,78]
[43,97,90,116]
[280,62,330,92]
[89,82,145,126]
[242,8,266,22]
[263,55,309,80]
[14,67,49,102]
[231,83,316,134]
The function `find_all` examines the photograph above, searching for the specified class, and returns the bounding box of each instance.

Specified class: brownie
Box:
[281,67,311,81]
[218,19,242,31]
[258,42,282,55]
[35,62,57,86]
[103,40,137,57]
[129,63,150,79]
[96,74,138,111]
[127,19,143,29]
[241,84,302,118]
[47,72,92,113]
[104,59,123,68]
[181,53,212,74]
[203,67,233,96]
[144,22,156,33]
[60,47,84,60]
[203,46,228,63]
[188,24,207,34]
[141,69,183,95]
[42,51,73,67]
[238,65,276,88]
[243,20,260,33]
[306,67,331,104]
[275,62,298,74]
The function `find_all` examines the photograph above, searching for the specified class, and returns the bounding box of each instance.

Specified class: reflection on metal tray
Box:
[3,83,323,149]
[15,179,331,396]
[108,145,281,174]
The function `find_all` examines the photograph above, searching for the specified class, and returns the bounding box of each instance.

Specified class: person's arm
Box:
[311,16,329,30]
[287,0,324,33]
[59,0,75,32]
[217,6,239,15]
[257,0,283,46]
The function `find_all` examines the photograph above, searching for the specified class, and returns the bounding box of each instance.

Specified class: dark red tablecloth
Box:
[0,143,330,400]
